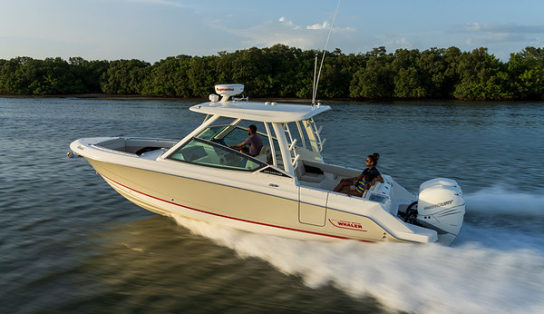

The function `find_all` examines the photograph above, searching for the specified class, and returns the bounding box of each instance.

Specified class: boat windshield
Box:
[167,137,266,171]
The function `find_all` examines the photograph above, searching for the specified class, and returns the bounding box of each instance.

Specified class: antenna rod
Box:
[312,0,341,105]
[312,54,318,105]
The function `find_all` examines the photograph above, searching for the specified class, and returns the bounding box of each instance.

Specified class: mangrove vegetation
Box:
[1,45,543,100]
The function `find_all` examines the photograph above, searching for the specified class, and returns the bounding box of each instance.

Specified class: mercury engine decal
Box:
[329,219,367,232]
[423,199,453,210]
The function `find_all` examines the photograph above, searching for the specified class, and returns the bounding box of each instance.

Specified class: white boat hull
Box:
[82,156,436,244]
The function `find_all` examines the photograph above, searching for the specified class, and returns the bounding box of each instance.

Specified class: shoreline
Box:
[0,93,188,101]
[1,93,541,103]
[0,93,324,103]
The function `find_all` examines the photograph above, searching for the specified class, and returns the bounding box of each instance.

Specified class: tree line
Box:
[1,44,543,100]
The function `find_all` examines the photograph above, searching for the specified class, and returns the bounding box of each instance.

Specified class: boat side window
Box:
[196,125,250,147]
[167,138,266,171]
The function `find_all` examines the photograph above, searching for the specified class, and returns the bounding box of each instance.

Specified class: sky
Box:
[1,0,543,62]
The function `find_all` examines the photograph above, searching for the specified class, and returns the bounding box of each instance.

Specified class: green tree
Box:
[69,57,109,93]
[187,56,217,97]
[0,57,31,94]
[316,48,357,98]
[142,55,192,97]
[230,47,274,97]
[0,57,39,94]
[391,49,426,98]
[394,67,426,98]
[453,48,512,100]
[268,44,308,98]
[101,59,150,94]
[507,46,544,99]
[32,57,88,94]
[3,45,544,100]
[214,51,236,87]
[415,47,457,98]
[350,47,395,98]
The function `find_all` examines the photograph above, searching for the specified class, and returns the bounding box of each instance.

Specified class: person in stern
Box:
[333,153,384,197]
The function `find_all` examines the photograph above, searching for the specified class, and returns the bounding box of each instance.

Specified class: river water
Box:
[1,97,543,314]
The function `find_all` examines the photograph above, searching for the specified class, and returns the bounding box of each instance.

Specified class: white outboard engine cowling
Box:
[417,178,466,245]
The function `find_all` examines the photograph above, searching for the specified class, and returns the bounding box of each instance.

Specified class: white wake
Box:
[172,188,544,314]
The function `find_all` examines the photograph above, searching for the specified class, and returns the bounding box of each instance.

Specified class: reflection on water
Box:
[72,217,380,314]
[0,98,543,314]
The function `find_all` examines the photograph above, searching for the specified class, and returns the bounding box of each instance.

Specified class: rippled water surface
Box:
[1,97,543,314]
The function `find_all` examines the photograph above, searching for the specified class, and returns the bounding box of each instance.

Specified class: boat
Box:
[70,84,466,245]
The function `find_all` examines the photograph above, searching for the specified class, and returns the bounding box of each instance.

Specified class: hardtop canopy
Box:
[190,101,331,123]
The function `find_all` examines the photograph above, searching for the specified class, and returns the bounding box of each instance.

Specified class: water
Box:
[1,97,543,314]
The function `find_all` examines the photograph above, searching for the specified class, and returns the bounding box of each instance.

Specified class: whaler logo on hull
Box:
[329,219,367,232]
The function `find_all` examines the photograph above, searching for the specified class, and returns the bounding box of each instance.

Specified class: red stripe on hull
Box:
[100,173,375,243]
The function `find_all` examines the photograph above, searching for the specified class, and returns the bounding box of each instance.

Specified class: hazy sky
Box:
[1,0,543,62]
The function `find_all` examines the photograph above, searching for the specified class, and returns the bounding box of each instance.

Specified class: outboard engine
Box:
[413,178,466,245]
